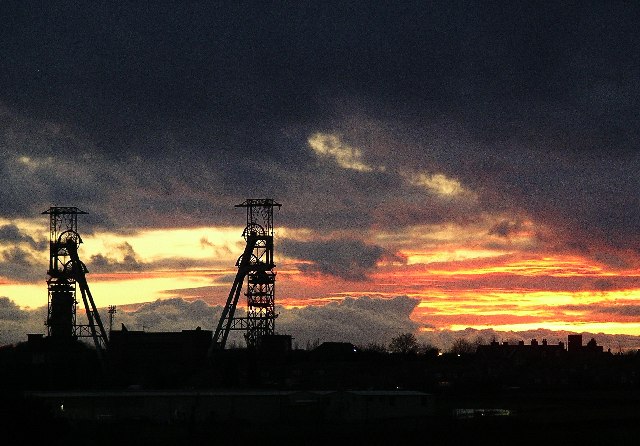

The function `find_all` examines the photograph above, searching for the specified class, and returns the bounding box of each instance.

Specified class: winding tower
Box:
[43,207,108,358]
[211,199,281,351]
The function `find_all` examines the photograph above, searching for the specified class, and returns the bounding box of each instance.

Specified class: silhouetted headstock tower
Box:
[210,199,281,351]
[43,207,108,360]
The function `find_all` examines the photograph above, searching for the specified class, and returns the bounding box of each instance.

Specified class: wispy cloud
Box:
[308,132,382,172]
[404,171,476,200]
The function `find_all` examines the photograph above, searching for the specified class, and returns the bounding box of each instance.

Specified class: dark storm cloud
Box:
[87,242,219,273]
[0,297,45,345]
[90,242,144,272]
[0,297,29,321]
[600,305,640,317]
[0,224,46,250]
[0,247,42,282]
[281,238,388,280]
[489,220,524,238]
[563,303,640,318]
[0,2,639,260]
[428,273,640,294]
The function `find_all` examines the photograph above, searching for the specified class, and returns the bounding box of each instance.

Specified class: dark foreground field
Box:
[3,388,640,446]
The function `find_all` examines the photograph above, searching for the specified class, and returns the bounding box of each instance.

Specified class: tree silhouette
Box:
[418,342,440,357]
[449,338,476,355]
[389,333,419,354]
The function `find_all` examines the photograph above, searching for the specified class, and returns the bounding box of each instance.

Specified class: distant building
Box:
[477,338,565,360]
[477,335,605,360]
[567,334,604,355]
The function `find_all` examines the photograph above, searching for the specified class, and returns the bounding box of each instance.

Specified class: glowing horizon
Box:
[2,217,640,337]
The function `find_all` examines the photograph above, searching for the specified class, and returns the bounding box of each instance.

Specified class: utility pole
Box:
[108,305,117,338]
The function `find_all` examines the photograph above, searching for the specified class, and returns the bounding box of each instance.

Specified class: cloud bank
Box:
[3,296,640,353]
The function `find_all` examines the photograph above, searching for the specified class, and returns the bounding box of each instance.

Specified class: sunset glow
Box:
[2,218,639,337]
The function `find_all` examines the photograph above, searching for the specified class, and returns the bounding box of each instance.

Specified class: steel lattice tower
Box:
[210,199,281,351]
[43,207,108,359]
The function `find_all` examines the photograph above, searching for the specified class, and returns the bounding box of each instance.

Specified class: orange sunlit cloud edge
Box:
[2,217,640,340]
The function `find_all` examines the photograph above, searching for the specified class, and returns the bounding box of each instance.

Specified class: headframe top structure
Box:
[42,206,89,214]
[235,198,281,235]
[42,206,88,241]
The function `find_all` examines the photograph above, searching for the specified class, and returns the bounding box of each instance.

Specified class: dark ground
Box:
[3,340,640,445]
[3,388,640,446]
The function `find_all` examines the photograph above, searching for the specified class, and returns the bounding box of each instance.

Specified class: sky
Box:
[1,2,640,350]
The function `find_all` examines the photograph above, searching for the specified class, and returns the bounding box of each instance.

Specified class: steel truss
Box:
[43,207,108,361]
[210,199,281,351]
